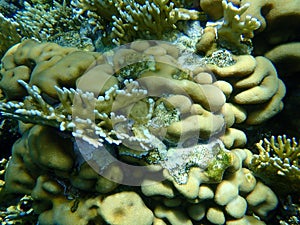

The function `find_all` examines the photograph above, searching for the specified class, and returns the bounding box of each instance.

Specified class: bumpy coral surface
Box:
[0,37,283,224]
[0,122,278,225]
[0,0,298,224]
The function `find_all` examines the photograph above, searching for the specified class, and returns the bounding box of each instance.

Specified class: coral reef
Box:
[0,13,21,58]
[72,0,199,45]
[197,0,261,55]
[0,37,283,224]
[0,39,286,151]
[249,135,300,195]
[240,0,300,54]
[0,126,278,225]
[0,0,298,224]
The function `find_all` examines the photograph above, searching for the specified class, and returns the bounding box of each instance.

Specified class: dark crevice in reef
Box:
[0,116,21,158]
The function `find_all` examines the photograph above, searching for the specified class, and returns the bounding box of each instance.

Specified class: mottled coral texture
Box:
[0,38,282,224]
[0,0,298,224]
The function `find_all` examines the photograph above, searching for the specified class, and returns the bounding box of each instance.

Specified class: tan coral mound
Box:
[207,54,286,126]
[0,40,282,224]
[1,124,278,224]
[0,40,101,100]
[240,0,300,70]
[99,192,154,225]
[265,42,300,76]
[0,40,286,150]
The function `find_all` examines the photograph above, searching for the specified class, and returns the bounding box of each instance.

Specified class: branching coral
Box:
[0,13,21,58]
[110,0,200,44]
[13,1,94,50]
[0,80,122,148]
[249,135,300,194]
[72,0,199,45]
[14,1,79,40]
[0,158,7,192]
[197,0,261,55]
[217,0,261,52]
[0,0,199,52]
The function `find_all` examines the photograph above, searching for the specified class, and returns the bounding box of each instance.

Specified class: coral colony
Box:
[0,0,299,224]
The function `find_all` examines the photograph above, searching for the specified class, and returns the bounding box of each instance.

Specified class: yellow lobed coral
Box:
[0,124,278,224]
[207,54,286,127]
[0,39,282,224]
[0,40,286,151]
[0,39,101,100]
[240,0,300,76]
